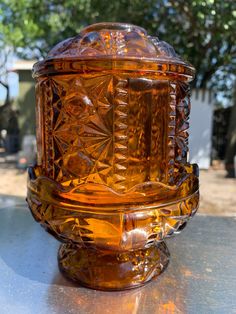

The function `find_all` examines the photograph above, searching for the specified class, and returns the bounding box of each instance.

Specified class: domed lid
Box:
[33,22,195,80]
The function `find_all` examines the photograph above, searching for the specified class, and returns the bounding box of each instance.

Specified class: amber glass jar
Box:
[27,22,199,290]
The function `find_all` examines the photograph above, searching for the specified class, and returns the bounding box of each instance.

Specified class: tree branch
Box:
[0,80,10,107]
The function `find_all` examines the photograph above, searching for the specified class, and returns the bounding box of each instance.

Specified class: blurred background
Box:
[0,0,235,215]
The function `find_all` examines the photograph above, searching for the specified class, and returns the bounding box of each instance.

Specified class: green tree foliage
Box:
[0,0,235,90]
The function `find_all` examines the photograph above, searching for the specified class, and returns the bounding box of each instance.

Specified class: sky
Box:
[0,52,19,104]
[0,72,19,103]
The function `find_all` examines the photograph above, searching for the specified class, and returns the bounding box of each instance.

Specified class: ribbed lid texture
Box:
[33,22,195,79]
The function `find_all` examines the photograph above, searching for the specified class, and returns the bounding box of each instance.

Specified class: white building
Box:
[189,89,214,169]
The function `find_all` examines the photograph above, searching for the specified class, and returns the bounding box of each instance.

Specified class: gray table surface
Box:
[0,194,236,314]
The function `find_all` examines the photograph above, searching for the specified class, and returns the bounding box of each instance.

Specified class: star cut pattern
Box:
[40,74,129,192]
[38,74,191,192]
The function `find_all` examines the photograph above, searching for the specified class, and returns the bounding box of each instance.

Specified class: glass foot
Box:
[58,242,170,291]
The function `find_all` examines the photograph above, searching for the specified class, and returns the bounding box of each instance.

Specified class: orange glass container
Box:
[27,23,199,290]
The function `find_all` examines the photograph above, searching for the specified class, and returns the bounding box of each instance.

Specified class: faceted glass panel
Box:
[27,22,199,290]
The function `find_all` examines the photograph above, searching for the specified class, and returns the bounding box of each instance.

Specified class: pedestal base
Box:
[58,242,170,291]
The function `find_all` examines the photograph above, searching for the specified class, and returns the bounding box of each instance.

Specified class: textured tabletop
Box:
[0,195,235,314]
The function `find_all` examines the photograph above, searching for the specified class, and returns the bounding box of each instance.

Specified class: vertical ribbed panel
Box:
[167,82,177,184]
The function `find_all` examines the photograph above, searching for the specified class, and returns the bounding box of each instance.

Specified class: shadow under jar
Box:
[27,22,199,291]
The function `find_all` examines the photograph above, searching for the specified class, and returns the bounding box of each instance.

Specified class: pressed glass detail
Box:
[27,22,199,291]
